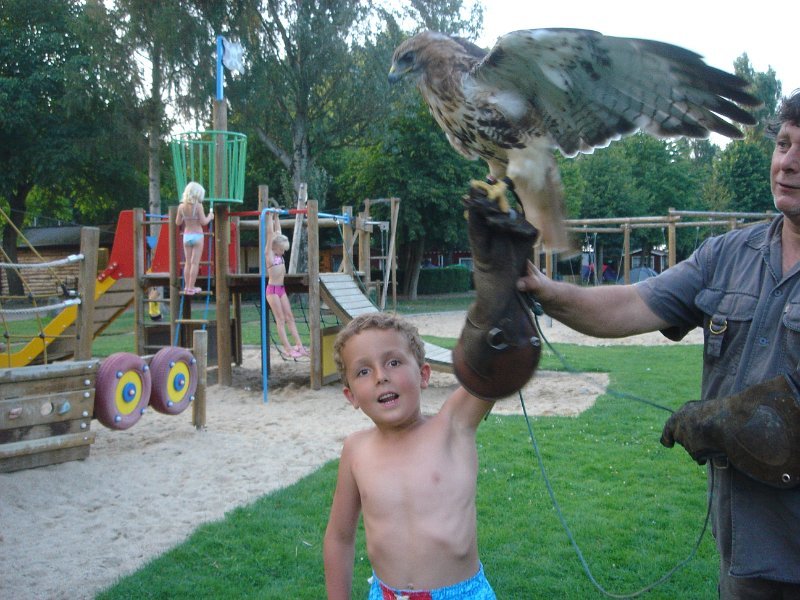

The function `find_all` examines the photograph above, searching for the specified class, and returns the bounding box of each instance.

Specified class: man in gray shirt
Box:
[517,90,800,598]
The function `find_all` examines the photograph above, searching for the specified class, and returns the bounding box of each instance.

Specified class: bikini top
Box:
[270,255,284,267]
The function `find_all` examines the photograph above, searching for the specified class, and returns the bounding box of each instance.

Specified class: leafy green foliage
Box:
[0,0,146,293]
[337,97,481,248]
[707,141,772,213]
[417,264,472,294]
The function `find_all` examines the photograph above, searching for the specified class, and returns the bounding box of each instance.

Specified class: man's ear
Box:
[420,363,432,389]
[343,386,359,409]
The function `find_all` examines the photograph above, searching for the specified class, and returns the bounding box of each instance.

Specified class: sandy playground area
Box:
[0,312,703,599]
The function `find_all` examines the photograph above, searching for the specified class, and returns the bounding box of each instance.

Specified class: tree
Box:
[389,0,483,36]
[336,97,483,298]
[734,53,782,146]
[0,0,144,295]
[706,140,772,213]
[697,55,779,218]
[220,1,388,206]
[112,0,213,215]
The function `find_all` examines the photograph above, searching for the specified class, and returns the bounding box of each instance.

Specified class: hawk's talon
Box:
[469,179,511,214]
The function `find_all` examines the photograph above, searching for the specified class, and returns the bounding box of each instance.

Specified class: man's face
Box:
[771,122,800,218]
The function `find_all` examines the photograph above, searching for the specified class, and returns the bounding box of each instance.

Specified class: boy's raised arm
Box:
[324,437,362,600]
[444,385,495,431]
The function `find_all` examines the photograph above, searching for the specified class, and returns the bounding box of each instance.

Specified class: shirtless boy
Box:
[323,312,497,599]
[324,185,540,599]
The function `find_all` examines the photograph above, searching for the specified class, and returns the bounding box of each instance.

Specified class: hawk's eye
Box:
[399,51,414,65]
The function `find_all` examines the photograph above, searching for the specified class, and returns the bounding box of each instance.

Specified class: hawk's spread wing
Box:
[388,29,761,249]
[470,29,758,156]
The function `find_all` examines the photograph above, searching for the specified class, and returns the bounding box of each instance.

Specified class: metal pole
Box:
[216,36,224,101]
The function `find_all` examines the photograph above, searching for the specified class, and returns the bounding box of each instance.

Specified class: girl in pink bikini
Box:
[175,181,214,295]
[265,212,307,358]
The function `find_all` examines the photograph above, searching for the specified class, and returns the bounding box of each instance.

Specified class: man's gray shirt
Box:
[637,215,800,582]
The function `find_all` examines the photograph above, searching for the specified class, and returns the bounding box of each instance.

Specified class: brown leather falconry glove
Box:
[453,180,542,401]
[660,373,800,489]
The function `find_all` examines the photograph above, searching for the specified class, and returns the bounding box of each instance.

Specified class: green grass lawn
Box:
[94,338,715,599]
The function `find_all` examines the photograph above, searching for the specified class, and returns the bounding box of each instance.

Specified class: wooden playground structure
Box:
[139,182,450,392]
[0,219,208,473]
[0,84,415,471]
[0,44,421,472]
[0,194,778,474]
[537,208,779,283]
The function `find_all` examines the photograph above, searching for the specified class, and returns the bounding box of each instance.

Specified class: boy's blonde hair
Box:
[273,234,290,252]
[182,181,205,205]
[334,313,426,386]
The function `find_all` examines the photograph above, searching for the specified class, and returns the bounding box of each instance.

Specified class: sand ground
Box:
[0,312,702,599]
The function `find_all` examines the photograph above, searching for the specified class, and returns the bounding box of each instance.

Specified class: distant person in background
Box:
[265,212,307,358]
[175,182,213,295]
[147,287,162,321]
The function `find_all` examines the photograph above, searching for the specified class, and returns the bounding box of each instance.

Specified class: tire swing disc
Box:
[94,352,152,430]
[149,346,197,415]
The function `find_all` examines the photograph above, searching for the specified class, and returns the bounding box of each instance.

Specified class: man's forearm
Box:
[536,279,667,338]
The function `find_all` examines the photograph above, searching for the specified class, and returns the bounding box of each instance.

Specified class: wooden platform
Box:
[0,360,98,472]
[318,273,453,373]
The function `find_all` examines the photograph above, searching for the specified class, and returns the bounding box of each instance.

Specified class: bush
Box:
[417,265,473,295]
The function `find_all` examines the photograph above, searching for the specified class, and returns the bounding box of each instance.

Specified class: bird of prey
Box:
[388,29,761,250]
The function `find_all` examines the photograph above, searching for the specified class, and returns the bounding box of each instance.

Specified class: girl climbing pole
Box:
[175,181,213,295]
[265,212,307,358]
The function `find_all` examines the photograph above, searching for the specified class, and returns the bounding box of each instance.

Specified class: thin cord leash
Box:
[515,302,712,597]
[519,390,714,598]
[528,302,675,415]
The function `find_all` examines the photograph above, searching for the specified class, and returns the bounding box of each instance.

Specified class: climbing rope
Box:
[0,205,75,296]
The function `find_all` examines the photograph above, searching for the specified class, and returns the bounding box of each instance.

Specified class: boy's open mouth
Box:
[377,392,398,404]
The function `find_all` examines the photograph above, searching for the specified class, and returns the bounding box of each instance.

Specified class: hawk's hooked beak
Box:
[388,64,406,84]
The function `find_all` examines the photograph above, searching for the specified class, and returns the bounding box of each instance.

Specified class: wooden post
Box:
[359,201,371,282]
[308,200,322,389]
[342,206,353,275]
[74,227,99,361]
[215,203,231,386]
[381,198,400,311]
[288,183,307,274]
[168,205,180,345]
[133,209,146,356]
[192,329,207,430]
[545,249,553,280]
[212,97,232,384]
[622,224,631,284]
[258,185,269,211]
[668,215,677,268]
[533,241,542,273]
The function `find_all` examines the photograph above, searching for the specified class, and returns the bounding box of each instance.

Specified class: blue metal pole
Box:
[216,35,224,101]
